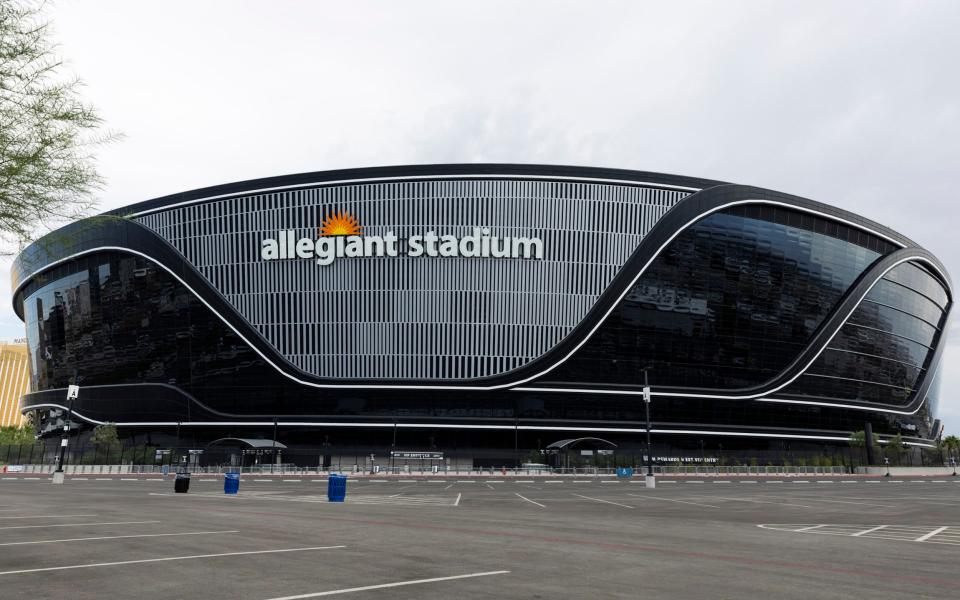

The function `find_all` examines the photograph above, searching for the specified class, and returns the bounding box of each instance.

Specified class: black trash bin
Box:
[174,471,191,493]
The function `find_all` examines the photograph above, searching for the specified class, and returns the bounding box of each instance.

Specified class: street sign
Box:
[67,385,79,400]
[188,449,204,455]
[642,386,651,403]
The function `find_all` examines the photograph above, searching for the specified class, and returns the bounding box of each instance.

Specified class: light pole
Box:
[641,367,655,488]
[52,385,79,484]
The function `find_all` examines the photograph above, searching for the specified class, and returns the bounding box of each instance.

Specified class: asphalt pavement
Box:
[0,476,958,599]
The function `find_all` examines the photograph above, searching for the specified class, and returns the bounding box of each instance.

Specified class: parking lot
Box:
[0,476,958,599]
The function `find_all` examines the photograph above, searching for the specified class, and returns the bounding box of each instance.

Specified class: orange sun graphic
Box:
[319,211,362,236]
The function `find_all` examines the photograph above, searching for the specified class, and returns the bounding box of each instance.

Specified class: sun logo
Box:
[319,211,362,236]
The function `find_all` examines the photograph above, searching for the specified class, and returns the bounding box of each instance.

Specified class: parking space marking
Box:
[0,545,346,577]
[759,524,960,546]
[627,494,722,509]
[0,514,95,520]
[484,484,495,490]
[264,570,510,599]
[572,494,634,509]
[444,483,455,490]
[778,497,893,508]
[915,527,949,542]
[0,530,240,546]
[0,520,161,531]
[851,525,889,537]
[515,493,545,508]
[694,496,813,509]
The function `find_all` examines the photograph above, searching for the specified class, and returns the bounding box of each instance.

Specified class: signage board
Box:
[67,385,79,400]
[390,451,443,460]
[260,211,545,267]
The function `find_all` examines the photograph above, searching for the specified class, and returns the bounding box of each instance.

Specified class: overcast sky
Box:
[2,0,958,432]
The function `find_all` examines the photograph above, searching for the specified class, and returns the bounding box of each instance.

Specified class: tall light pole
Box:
[52,385,79,485]
[641,367,655,488]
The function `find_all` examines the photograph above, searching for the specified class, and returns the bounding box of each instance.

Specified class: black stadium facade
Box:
[11,165,952,466]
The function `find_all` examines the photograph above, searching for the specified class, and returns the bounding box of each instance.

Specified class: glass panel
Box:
[806,348,922,389]
[785,259,950,406]
[883,262,949,308]
[829,325,929,368]
[549,207,887,389]
[865,279,944,329]
[786,374,912,405]
[847,301,938,347]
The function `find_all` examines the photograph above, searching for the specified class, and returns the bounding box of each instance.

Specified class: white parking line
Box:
[71,478,89,481]
[264,570,510,599]
[628,494,722,509]
[739,481,757,484]
[0,545,346,577]
[545,480,563,484]
[0,530,240,546]
[254,479,272,482]
[697,496,812,509]
[796,524,827,532]
[0,520,161,531]
[444,483,455,490]
[0,515,95,520]
[120,478,139,481]
[515,493,545,508]
[600,481,619,484]
[915,526,949,542]
[785,497,893,508]
[851,525,889,537]
[572,494,634,509]
[283,480,301,483]
[456,481,476,483]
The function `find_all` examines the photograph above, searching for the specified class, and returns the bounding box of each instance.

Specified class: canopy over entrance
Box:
[545,437,618,451]
[207,438,287,449]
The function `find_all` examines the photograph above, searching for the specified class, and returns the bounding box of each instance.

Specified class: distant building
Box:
[0,343,29,427]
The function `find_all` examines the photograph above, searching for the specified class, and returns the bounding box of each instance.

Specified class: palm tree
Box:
[944,435,960,469]
[849,430,866,466]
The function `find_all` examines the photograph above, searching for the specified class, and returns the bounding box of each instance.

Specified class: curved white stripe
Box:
[125,172,702,217]
[515,255,949,404]
[11,200,947,393]
[27,403,928,444]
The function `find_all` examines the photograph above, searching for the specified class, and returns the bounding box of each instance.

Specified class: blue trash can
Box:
[224,471,241,495]
[327,474,347,502]
[616,467,634,479]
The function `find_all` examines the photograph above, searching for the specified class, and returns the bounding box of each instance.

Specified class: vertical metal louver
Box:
[136,178,689,380]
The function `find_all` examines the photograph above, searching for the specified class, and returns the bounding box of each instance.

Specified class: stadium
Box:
[9,164,952,468]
